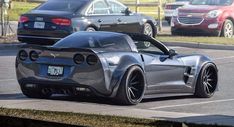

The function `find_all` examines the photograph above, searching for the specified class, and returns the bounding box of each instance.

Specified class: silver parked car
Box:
[16,32,218,105]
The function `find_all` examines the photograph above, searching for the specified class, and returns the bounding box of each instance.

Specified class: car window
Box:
[88,0,109,15]
[134,41,164,55]
[37,0,88,12]
[191,0,233,5]
[108,0,126,14]
[54,33,131,52]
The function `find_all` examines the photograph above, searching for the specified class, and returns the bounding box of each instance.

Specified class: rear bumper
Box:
[171,17,223,35]
[16,54,114,97]
[18,78,106,97]
[17,27,72,44]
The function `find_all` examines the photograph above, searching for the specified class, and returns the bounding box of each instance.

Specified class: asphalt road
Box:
[1,47,234,125]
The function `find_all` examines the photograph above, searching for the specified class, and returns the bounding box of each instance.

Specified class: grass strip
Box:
[157,36,234,45]
[0,108,230,127]
[9,2,40,21]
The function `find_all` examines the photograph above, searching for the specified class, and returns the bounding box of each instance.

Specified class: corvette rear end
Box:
[16,45,114,97]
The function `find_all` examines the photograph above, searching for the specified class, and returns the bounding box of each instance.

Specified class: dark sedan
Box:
[17,0,157,44]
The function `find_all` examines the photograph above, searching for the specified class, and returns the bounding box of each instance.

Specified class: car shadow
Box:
[0,92,196,106]
[141,95,196,103]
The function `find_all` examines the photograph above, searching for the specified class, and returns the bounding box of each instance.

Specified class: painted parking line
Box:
[0,79,15,82]
[212,56,234,60]
[149,99,234,110]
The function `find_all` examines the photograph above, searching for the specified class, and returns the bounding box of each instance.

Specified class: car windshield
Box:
[53,33,131,52]
[36,0,88,12]
[191,0,233,5]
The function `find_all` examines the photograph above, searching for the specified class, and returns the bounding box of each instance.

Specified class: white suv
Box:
[164,0,190,24]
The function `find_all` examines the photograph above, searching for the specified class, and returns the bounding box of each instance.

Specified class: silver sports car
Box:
[16,32,218,105]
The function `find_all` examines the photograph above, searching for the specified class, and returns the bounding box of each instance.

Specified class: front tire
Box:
[221,19,233,38]
[195,63,218,98]
[115,66,145,105]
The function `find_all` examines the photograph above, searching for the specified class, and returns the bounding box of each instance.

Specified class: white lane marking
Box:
[169,46,184,49]
[0,79,15,82]
[213,56,234,60]
[149,99,234,110]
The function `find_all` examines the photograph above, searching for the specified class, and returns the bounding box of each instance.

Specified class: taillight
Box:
[52,18,71,26]
[19,16,29,23]
[29,51,39,61]
[86,55,98,65]
[74,54,85,64]
[18,50,28,61]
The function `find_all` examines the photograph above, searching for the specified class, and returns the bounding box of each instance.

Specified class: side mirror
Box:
[168,49,177,58]
[123,8,131,16]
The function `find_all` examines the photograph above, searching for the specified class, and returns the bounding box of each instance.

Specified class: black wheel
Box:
[195,63,218,98]
[221,19,233,38]
[143,23,154,37]
[21,85,52,99]
[86,27,96,32]
[115,66,145,105]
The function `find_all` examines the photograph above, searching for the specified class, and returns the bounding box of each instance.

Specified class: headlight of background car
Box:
[206,10,222,18]
[172,9,179,17]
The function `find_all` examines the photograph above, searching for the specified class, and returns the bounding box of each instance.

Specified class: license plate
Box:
[34,22,45,29]
[47,66,63,76]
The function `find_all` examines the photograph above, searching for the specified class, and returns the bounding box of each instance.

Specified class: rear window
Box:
[53,33,131,52]
[37,0,88,12]
[191,0,233,5]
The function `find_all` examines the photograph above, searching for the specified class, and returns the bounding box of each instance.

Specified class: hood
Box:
[179,5,224,13]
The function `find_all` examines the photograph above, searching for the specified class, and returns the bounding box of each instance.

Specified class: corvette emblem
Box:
[50,53,60,58]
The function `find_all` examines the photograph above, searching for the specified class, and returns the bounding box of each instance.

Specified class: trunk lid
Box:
[20,10,74,30]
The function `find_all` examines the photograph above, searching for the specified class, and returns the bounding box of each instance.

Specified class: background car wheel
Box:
[21,85,52,99]
[115,66,145,105]
[86,27,96,32]
[221,19,233,38]
[195,63,218,98]
[143,23,153,37]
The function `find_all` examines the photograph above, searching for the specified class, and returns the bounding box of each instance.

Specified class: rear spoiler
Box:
[20,44,96,53]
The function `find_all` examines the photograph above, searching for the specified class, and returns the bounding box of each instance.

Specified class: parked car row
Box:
[17,0,157,44]
[17,0,234,45]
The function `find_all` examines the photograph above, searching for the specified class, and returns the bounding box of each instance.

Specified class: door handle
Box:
[97,19,102,23]
[117,18,122,22]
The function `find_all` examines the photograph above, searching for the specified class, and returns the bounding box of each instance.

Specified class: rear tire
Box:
[21,85,52,99]
[195,63,218,98]
[221,19,233,38]
[115,66,145,105]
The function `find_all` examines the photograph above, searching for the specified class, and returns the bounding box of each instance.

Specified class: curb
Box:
[0,43,25,50]
[163,41,234,50]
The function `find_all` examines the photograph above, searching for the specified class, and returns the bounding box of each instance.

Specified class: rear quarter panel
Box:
[99,51,144,97]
